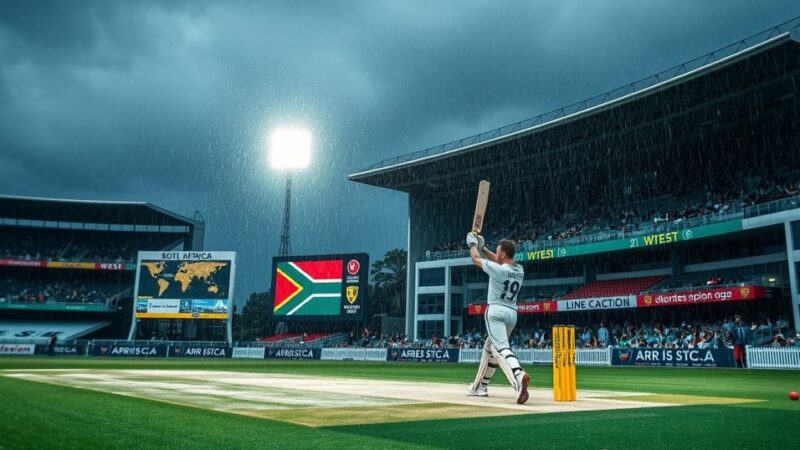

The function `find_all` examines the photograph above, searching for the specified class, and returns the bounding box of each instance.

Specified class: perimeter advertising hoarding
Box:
[612,348,735,367]
[0,344,35,355]
[265,348,322,360]
[91,343,167,357]
[386,348,459,363]
[133,251,236,320]
[35,345,86,356]
[271,253,369,321]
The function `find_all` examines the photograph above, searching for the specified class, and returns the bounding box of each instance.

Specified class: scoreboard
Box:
[133,251,236,320]
[270,253,369,320]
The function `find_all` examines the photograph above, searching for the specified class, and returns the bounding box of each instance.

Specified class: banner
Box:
[94,262,134,271]
[169,345,231,358]
[0,344,36,355]
[515,220,743,262]
[92,343,166,357]
[467,285,766,316]
[637,286,767,307]
[0,303,110,312]
[35,345,86,356]
[611,348,735,367]
[264,348,321,360]
[0,259,135,271]
[47,261,97,270]
[557,296,637,312]
[0,259,45,268]
[468,301,556,315]
[386,348,459,363]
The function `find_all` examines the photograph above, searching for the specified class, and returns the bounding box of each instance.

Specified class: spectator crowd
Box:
[0,278,123,305]
[430,174,800,256]
[335,315,795,350]
[0,226,183,262]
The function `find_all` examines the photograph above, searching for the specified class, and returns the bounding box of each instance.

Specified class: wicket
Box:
[552,325,577,401]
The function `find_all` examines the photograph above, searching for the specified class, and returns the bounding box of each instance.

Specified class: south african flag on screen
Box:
[273,259,343,316]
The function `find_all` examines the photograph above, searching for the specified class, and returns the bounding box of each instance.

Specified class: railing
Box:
[459,347,611,366]
[746,345,800,369]
[426,194,800,261]
[357,16,800,174]
[743,195,800,218]
[646,280,760,294]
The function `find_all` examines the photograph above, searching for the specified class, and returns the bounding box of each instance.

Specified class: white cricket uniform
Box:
[482,259,524,349]
[470,257,526,393]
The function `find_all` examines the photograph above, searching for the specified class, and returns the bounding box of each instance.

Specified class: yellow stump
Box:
[552,325,577,401]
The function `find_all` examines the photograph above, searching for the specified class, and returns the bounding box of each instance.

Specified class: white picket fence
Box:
[231,347,265,359]
[745,346,800,369]
[320,348,388,361]
[458,347,612,366]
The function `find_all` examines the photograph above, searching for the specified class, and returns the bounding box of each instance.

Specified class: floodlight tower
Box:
[269,127,312,257]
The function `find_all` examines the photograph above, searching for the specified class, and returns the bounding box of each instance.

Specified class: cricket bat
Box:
[471,180,492,254]
[472,180,490,233]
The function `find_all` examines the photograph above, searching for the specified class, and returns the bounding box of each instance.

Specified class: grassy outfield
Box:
[1,357,798,449]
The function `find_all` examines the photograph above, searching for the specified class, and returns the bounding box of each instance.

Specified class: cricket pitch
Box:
[2,369,760,427]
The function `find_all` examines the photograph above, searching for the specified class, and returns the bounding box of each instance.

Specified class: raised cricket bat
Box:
[472,180,490,234]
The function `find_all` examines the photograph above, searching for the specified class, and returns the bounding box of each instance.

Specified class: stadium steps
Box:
[562,276,666,299]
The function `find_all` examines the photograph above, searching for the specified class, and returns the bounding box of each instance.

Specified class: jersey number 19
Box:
[500,280,520,301]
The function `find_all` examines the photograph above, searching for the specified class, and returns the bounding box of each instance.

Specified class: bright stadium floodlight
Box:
[267,126,312,258]
[269,127,312,169]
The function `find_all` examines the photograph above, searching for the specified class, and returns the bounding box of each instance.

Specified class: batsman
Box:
[465,232,530,404]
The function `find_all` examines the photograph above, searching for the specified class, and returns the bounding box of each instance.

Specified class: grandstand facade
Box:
[350,25,800,340]
[0,195,204,344]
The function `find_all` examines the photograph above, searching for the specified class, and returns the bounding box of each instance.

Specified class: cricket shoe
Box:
[467,384,488,397]
[515,371,530,404]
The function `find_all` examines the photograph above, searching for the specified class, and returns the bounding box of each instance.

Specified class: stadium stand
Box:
[0,320,112,343]
[429,173,800,258]
[0,225,185,262]
[257,332,300,343]
[560,276,665,300]
[257,332,340,345]
[647,272,760,292]
[0,195,204,342]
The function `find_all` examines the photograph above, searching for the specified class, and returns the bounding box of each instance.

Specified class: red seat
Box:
[562,276,665,299]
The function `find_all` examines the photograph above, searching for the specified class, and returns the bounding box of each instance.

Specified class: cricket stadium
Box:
[2,8,800,450]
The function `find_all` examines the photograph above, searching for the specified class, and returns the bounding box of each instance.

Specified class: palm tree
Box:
[370,248,407,316]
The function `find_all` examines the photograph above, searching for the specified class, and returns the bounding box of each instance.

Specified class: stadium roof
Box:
[349,17,800,193]
[0,195,203,228]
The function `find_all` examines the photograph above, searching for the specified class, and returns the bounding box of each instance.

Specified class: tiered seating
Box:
[562,276,665,299]
[256,332,336,344]
[301,333,332,342]
[0,225,183,262]
[256,333,300,343]
[0,276,127,305]
[648,272,758,292]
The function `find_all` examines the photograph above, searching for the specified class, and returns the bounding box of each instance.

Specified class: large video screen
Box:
[271,253,369,320]
[133,251,236,319]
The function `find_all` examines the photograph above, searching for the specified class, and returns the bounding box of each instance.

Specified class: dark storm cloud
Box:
[0,0,796,297]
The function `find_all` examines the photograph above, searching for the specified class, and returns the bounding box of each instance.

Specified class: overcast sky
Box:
[0,1,796,300]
